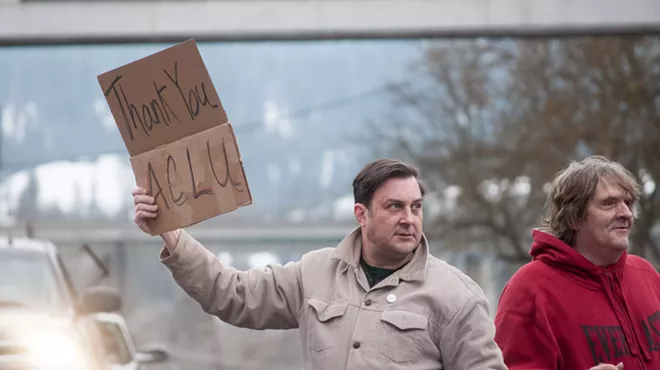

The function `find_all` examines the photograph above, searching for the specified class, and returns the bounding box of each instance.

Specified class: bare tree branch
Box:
[366,36,660,265]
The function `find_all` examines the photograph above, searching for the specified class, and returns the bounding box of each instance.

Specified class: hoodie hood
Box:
[530,229,628,288]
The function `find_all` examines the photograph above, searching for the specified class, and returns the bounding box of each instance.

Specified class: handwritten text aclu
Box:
[148,138,245,211]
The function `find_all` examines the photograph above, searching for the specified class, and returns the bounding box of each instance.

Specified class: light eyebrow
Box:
[600,196,619,203]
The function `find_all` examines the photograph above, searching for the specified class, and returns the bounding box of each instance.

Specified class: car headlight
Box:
[22,331,89,369]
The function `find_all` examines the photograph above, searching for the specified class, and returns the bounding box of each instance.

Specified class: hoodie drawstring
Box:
[613,272,652,362]
[602,270,640,357]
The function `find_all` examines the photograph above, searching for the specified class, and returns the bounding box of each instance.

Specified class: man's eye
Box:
[389,204,400,209]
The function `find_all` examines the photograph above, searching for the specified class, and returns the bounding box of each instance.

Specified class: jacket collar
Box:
[331,227,429,282]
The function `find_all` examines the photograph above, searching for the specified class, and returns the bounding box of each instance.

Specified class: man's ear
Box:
[354,203,368,227]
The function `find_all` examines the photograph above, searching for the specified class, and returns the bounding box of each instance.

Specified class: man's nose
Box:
[619,201,634,219]
[400,208,414,224]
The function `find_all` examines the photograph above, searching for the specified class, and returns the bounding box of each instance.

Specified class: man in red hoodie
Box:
[494,156,660,370]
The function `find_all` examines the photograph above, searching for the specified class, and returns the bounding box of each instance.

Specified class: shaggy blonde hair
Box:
[542,155,641,246]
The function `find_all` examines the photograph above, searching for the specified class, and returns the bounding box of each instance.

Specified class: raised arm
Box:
[160,229,304,330]
[132,186,304,330]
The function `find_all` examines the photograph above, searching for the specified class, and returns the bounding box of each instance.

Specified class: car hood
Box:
[0,308,75,339]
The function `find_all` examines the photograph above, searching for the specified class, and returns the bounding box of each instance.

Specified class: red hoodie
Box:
[494,229,660,370]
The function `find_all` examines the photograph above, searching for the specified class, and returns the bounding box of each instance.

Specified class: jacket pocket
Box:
[379,309,428,363]
[307,298,348,352]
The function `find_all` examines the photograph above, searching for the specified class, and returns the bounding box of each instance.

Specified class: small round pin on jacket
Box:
[386,294,396,303]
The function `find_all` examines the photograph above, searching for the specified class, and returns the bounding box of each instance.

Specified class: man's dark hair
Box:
[352,158,427,208]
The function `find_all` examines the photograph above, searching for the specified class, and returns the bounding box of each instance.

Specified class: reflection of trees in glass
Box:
[371,36,660,262]
[15,170,39,221]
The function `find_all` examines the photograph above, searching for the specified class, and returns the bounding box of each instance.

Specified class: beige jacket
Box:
[160,228,506,370]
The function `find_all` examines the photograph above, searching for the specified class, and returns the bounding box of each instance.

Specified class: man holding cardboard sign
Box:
[97,39,252,236]
[132,158,506,369]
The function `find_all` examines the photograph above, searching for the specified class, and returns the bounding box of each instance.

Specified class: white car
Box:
[0,237,121,370]
[93,312,168,370]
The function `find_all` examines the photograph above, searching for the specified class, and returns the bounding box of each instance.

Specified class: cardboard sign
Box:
[97,39,252,235]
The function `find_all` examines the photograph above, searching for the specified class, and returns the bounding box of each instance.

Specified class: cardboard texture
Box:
[97,39,252,235]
